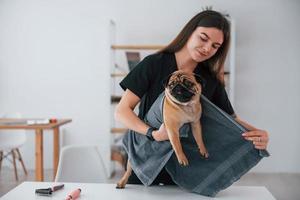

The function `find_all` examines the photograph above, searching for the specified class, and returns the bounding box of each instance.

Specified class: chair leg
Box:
[11,149,18,181]
[16,148,28,175]
[0,151,3,172]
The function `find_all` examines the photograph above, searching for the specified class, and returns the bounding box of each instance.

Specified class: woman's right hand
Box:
[153,123,169,141]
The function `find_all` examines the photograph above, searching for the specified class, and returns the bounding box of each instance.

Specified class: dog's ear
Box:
[194,74,206,88]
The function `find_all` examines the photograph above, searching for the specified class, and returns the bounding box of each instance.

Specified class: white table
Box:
[0,182,276,200]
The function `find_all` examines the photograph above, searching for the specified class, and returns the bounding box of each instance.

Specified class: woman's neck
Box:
[175,46,198,73]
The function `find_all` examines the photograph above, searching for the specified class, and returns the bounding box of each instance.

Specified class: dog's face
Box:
[166,70,201,103]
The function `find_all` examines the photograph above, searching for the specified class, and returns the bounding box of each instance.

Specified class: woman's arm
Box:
[235,116,269,150]
[115,89,169,141]
[115,89,150,135]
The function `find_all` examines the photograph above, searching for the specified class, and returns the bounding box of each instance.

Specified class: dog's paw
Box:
[177,154,189,166]
[199,148,209,159]
[116,182,126,189]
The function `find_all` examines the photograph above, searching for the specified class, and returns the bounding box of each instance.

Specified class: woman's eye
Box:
[200,36,208,42]
[212,45,219,49]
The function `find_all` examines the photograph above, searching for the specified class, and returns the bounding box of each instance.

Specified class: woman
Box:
[115,9,269,187]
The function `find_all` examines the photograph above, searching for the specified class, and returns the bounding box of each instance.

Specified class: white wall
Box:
[230,0,300,173]
[1,0,299,173]
[0,0,112,175]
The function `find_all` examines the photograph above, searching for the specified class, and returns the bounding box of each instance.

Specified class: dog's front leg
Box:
[116,160,132,189]
[191,121,209,158]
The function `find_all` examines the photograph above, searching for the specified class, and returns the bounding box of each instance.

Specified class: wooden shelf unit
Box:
[110,44,164,131]
[111,127,127,134]
[111,45,164,50]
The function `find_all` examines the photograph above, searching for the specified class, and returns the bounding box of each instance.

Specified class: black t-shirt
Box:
[120,52,235,118]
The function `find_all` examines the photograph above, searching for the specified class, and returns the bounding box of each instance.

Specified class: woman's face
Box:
[186,26,224,63]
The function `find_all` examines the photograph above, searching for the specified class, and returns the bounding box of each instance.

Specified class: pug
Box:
[163,70,208,166]
[116,70,208,189]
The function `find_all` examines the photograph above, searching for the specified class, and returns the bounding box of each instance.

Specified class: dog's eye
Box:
[169,82,175,88]
[183,80,193,87]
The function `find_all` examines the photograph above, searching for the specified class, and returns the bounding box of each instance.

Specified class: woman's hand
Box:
[152,123,169,141]
[242,130,269,150]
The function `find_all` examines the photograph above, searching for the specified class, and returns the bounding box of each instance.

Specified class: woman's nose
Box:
[202,44,211,54]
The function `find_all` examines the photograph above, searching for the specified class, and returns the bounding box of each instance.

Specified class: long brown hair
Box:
[160,9,231,84]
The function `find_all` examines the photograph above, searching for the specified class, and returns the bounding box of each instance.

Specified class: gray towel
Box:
[122,92,269,197]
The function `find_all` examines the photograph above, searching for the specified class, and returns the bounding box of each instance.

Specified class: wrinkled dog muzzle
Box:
[169,81,197,103]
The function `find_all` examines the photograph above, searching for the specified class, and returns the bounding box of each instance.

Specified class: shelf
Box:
[111,145,126,167]
[111,128,128,134]
[111,73,127,78]
[111,45,165,50]
[111,95,122,103]
[111,150,126,166]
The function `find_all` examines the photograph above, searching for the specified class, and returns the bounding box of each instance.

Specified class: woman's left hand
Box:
[242,130,269,150]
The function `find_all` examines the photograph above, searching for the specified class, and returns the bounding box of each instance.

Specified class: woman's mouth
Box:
[198,50,207,57]
[196,50,207,58]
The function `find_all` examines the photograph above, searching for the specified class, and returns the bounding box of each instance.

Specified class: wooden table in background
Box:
[0,118,72,181]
